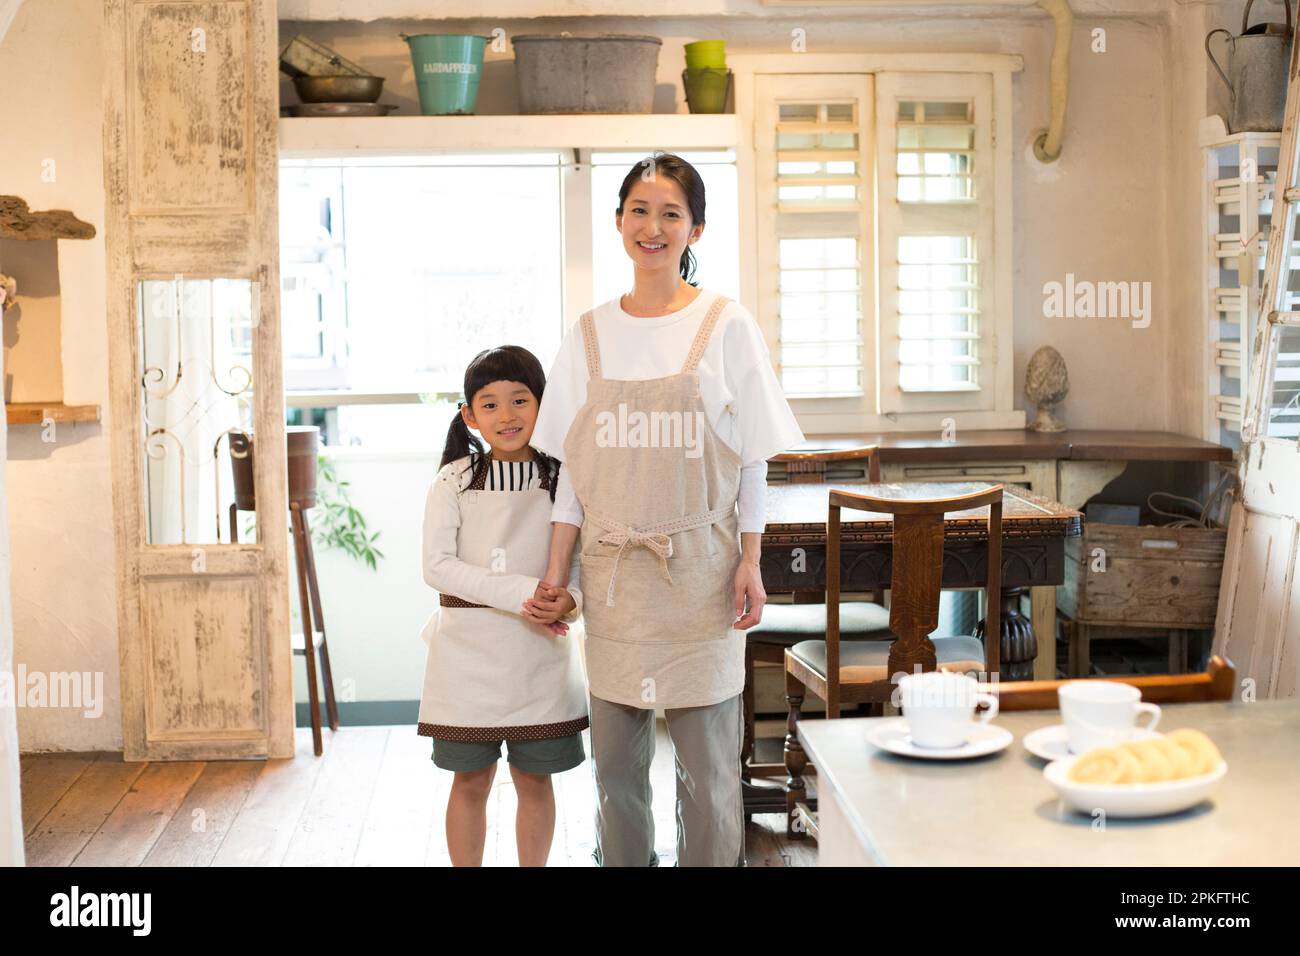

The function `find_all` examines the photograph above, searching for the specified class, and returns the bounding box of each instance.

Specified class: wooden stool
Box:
[230,426,339,756]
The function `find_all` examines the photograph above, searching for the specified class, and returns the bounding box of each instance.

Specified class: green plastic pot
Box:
[685,40,726,63]
[683,68,731,114]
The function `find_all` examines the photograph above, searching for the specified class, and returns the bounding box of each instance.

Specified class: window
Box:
[278,149,739,450]
[1262,323,1300,438]
[750,64,1014,430]
[877,73,996,414]
[755,73,873,402]
[897,234,979,390]
[278,154,565,449]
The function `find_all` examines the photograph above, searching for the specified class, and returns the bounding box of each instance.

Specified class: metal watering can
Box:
[1207,0,1294,133]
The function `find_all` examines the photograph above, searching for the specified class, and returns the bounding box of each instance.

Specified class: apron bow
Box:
[596,524,675,607]
[585,505,735,608]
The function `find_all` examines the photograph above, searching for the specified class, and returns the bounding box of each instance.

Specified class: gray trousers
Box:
[589,692,746,867]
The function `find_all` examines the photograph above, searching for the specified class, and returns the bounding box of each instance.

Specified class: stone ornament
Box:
[1025,345,1069,432]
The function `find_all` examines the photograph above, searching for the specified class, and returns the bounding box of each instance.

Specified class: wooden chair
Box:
[783,484,1004,839]
[991,655,1236,711]
[742,446,891,806]
[768,444,882,485]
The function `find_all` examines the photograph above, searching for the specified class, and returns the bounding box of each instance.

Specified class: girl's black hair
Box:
[616,151,706,286]
[440,345,561,501]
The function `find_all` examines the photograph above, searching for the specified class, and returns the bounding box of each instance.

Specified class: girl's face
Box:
[616,172,703,275]
[461,379,538,461]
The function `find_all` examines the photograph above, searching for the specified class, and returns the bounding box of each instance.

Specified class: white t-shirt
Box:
[531,288,805,531]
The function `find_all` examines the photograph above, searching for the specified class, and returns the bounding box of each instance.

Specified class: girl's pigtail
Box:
[440,407,487,490]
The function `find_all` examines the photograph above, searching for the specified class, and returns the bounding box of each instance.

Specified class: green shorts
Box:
[431,731,585,775]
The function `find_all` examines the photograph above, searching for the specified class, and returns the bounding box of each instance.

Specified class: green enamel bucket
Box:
[404,33,490,115]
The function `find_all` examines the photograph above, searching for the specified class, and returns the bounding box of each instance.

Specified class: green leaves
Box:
[311,452,384,571]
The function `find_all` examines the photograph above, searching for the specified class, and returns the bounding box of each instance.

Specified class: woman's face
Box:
[616,172,703,275]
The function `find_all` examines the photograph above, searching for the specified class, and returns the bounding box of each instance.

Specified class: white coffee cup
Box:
[898,671,999,749]
[1058,681,1161,754]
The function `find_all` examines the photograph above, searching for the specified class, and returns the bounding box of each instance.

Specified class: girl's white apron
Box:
[417,474,588,741]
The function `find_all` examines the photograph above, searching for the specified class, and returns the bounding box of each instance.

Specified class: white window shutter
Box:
[877,72,998,415]
[755,73,875,402]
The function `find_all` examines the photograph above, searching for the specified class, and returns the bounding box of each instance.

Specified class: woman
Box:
[526,152,803,866]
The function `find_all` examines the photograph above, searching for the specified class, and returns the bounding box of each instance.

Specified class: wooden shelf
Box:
[6,402,101,425]
[279,113,741,158]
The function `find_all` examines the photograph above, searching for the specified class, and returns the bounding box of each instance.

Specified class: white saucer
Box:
[1023,723,1158,762]
[866,717,1013,760]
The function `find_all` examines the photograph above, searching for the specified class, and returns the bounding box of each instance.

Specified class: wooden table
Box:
[782,431,1233,680]
[761,480,1083,681]
[799,698,1300,866]
[797,429,1234,464]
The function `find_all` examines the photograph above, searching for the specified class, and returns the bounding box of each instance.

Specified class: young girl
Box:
[416,345,587,867]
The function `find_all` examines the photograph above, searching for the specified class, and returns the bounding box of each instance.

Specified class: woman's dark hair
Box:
[440,345,560,501]
[616,151,706,286]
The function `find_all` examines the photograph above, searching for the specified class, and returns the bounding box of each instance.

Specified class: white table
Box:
[797,698,1300,866]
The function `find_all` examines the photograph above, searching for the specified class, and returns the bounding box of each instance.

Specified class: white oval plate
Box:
[867,717,1012,760]
[1023,723,1158,762]
[1044,757,1228,818]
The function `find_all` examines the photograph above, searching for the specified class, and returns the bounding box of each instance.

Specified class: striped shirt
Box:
[485,457,541,492]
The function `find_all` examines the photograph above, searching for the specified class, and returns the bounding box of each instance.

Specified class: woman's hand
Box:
[733,559,766,630]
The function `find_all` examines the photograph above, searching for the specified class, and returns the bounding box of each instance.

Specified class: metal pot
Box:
[1206,0,1294,133]
[293,75,385,104]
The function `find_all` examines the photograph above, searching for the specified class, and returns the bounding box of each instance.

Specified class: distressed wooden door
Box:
[104,0,291,759]
[1213,36,1300,701]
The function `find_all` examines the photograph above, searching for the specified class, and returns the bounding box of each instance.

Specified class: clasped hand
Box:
[521,580,575,635]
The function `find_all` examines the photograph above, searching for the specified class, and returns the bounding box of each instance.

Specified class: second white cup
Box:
[1058,680,1161,754]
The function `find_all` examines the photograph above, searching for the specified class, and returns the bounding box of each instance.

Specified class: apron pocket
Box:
[580,551,739,643]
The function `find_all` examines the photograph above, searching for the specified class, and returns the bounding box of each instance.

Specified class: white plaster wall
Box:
[1,0,119,752]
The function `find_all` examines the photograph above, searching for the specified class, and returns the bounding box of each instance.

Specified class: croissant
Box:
[1069,744,1142,784]
[1166,728,1222,777]
[1067,729,1222,784]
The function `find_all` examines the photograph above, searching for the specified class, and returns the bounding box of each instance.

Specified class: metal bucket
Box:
[404,33,490,116]
[1207,0,1294,133]
[512,33,661,114]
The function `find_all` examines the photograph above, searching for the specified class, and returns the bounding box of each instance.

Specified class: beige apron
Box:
[561,292,745,710]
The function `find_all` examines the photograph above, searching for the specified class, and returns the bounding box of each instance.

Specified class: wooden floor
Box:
[20,722,817,867]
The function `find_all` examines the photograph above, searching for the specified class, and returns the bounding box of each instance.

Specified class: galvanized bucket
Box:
[512,33,661,114]
[1207,0,1294,133]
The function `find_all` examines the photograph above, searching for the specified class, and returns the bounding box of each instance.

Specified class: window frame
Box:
[732,52,1023,433]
